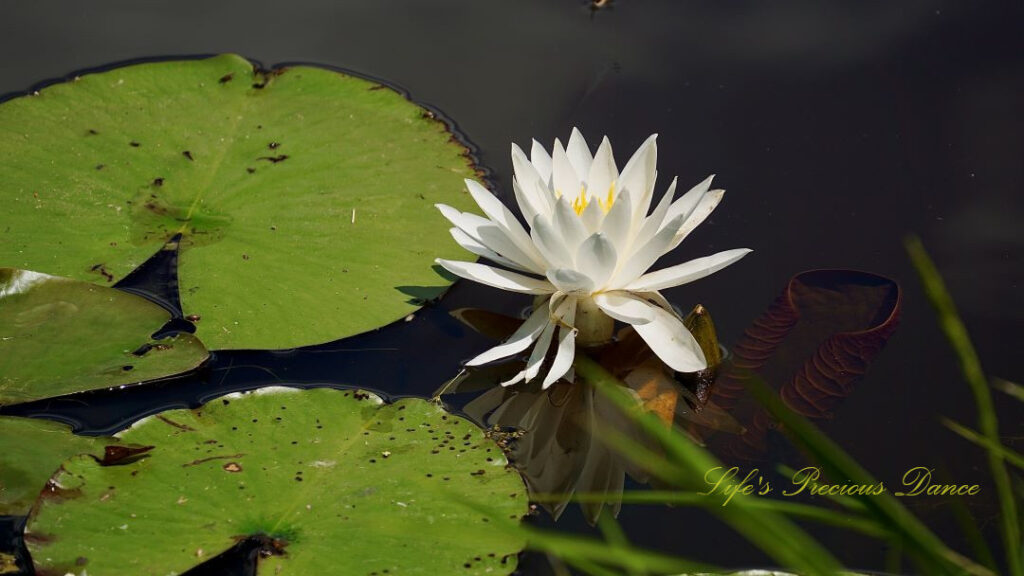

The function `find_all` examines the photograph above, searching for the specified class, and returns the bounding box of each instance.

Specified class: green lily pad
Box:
[0,415,110,515]
[26,387,528,575]
[0,268,208,405]
[0,54,477,350]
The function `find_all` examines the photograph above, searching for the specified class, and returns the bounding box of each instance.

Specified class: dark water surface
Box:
[1,1,1022,574]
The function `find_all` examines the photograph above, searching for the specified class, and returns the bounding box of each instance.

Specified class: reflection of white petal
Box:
[436,259,554,294]
[449,228,534,273]
[575,233,617,289]
[632,303,707,372]
[566,128,594,180]
[530,139,553,183]
[552,140,581,203]
[546,268,595,294]
[464,179,546,269]
[586,136,617,202]
[592,291,656,325]
[468,303,551,366]
[543,296,578,389]
[626,248,752,292]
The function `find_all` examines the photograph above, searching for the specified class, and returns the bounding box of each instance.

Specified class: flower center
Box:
[566,182,616,215]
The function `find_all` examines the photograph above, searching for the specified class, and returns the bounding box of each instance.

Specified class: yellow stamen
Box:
[572,190,590,215]
[564,182,617,216]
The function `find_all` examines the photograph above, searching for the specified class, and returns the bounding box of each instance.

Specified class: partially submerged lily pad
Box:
[26,388,528,575]
[0,268,208,405]
[0,54,477,350]
[0,415,110,515]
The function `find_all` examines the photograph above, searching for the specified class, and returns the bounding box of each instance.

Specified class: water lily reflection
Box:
[435,129,751,388]
[439,308,743,524]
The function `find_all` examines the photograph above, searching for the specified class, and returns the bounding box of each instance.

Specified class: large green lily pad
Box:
[0,54,477,350]
[26,388,528,575]
[0,268,208,404]
[0,415,110,515]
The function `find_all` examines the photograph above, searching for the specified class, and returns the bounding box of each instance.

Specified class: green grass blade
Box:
[943,419,1024,471]
[574,354,844,576]
[906,234,1022,576]
[745,374,994,576]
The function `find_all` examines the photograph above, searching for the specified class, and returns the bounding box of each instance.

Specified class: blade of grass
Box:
[994,378,1024,403]
[745,373,994,576]
[574,353,844,576]
[943,418,1024,471]
[539,489,887,537]
[906,234,1022,576]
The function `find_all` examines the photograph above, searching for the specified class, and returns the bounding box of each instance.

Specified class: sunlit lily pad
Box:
[26,387,527,575]
[0,54,477,350]
[0,415,110,515]
[0,268,208,405]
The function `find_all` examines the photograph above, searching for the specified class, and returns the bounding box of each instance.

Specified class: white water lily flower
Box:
[435,128,751,389]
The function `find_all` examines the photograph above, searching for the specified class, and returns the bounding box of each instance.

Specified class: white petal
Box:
[632,302,707,372]
[579,198,604,233]
[435,259,554,294]
[512,177,539,223]
[630,177,677,252]
[574,233,618,289]
[586,136,617,201]
[663,174,714,227]
[600,187,633,257]
[625,248,752,292]
[477,225,548,273]
[592,291,656,325]
[552,139,581,203]
[464,179,547,268]
[436,203,490,241]
[618,134,658,217]
[542,296,578,389]
[546,268,595,294]
[529,139,553,183]
[530,214,573,269]
[524,320,557,382]
[553,197,588,253]
[500,371,526,387]
[467,303,551,366]
[566,128,594,180]
[668,189,725,250]
[449,227,534,273]
[608,214,685,288]
[512,144,553,216]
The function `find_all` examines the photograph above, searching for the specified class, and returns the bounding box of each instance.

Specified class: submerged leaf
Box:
[0,54,479,350]
[0,268,208,404]
[0,416,111,515]
[707,269,901,459]
[26,387,527,575]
